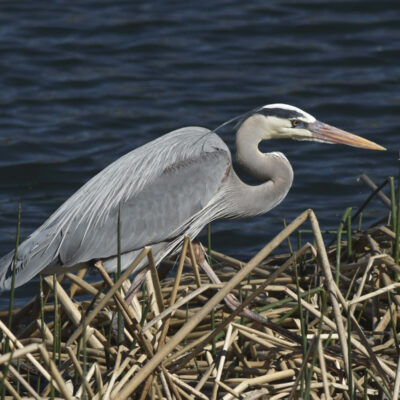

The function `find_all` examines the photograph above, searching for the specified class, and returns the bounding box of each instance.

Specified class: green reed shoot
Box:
[283,218,294,255]
[37,274,45,392]
[16,360,20,395]
[1,347,15,400]
[78,285,104,378]
[356,300,368,323]
[347,313,354,400]
[295,266,307,354]
[7,203,21,333]
[50,274,60,398]
[363,371,368,400]
[253,286,321,320]
[115,207,123,345]
[365,369,391,399]
[39,275,45,339]
[357,211,363,231]
[207,223,212,267]
[275,287,323,325]
[336,207,352,285]
[297,230,302,250]
[207,222,217,356]
[53,274,61,367]
[81,313,88,400]
[50,374,55,397]
[211,308,216,357]
[277,306,298,325]
[2,204,21,399]
[389,176,397,229]
[304,291,325,400]
[295,265,307,396]
[347,207,352,259]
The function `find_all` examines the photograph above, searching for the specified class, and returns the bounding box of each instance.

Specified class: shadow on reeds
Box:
[1,173,400,399]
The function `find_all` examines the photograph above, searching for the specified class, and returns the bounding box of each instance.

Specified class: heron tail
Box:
[0,250,16,291]
[0,231,61,291]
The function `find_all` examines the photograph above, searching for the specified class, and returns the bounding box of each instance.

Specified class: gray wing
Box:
[0,127,231,290]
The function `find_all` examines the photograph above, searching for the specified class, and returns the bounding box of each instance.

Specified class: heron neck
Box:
[231,116,294,217]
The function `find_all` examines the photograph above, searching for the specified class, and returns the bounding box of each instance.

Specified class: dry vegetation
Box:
[1,176,400,399]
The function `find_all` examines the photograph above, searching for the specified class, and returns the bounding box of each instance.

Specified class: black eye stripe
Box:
[257,107,304,119]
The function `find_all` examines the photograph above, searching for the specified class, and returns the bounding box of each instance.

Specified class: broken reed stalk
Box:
[157,237,190,352]
[38,345,73,400]
[309,211,350,379]
[94,261,155,358]
[147,250,165,313]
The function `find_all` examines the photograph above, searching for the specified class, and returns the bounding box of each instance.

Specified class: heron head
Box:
[252,103,385,151]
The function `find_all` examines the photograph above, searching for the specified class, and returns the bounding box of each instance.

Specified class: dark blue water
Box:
[0,1,399,307]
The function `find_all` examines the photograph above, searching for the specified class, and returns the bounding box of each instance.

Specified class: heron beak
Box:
[309,121,386,151]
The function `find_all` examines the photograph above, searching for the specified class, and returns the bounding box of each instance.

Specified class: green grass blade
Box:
[389,176,397,230]
[81,313,88,400]
[7,203,21,332]
[211,308,216,357]
[363,370,368,400]
[365,368,391,399]
[283,218,293,255]
[115,207,123,345]
[346,207,352,260]
[357,211,363,231]
[336,207,352,285]
[295,265,307,397]
[304,291,325,399]
[347,313,354,399]
[207,223,213,267]
[2,205,21,399]
[53,274,61,368]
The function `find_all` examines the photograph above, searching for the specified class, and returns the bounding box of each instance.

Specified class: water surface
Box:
[0,1,399,307]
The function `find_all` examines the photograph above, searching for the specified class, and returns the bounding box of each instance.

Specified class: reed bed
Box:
[1,174,400,399]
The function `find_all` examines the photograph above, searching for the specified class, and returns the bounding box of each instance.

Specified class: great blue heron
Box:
[0,104,384,291]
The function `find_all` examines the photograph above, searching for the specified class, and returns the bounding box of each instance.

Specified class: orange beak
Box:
[309,121,386,151]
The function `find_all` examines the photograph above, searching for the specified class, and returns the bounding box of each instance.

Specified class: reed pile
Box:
[1,175,400,399]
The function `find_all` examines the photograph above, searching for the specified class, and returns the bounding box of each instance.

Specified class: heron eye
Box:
[291,120,302,128]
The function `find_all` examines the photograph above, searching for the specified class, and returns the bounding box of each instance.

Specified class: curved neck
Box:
[229,115,294,217]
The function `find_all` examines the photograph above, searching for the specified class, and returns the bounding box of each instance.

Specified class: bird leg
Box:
[124,267,149,306]
[192,241,267,323]
[112,240,300,345]
[108,266,149,342]
[192,240,302,343]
